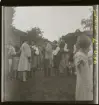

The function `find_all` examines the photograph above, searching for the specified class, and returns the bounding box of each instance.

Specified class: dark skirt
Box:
[31,55,39,69]
[53,55,60,69]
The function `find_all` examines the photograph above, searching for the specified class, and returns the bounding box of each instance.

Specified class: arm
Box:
[12,47,16,55]
[77,60,85,70]
[74,54,85,73]
[73,45,76,53]
[10,47,16,56]
[88,56,93,65]
[53,47,60,55]
[16,46,22,55]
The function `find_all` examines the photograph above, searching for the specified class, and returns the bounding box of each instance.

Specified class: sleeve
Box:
[35,48,39,55]
[64,43,69,52]
[8,47,11,55]
[74,53,86,68]
[57,47,60,52]
[73,45,76,53]
[55,47,60,55]
[9,47,16,55]
[12,47,16,55]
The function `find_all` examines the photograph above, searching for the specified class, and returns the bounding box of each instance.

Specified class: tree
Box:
[26,27,50,46]
[81,9,93,31]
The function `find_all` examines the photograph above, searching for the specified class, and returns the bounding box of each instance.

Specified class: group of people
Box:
[6,39,71,80]
[6,34,93,100]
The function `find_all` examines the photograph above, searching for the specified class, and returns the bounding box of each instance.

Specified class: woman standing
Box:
[18,40,31,82]
[59,40,69,75]
[31,42,39,76]
[12,45,20,79]
[52,41,60,76]
[44,41,53,77]
[38,45,44,71]
[74,35,93,100]
[7,41,16,79]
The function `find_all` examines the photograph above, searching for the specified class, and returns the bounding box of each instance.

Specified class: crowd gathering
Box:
[6,34,93,100]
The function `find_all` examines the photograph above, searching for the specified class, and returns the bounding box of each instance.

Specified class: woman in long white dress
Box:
[18,40,31,82]
[74,35,93,100]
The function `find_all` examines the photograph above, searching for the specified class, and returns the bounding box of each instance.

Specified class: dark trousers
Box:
[54,68,59,76]
[29,68,36,78]
[53,55,60,76]
[44,59,51,76]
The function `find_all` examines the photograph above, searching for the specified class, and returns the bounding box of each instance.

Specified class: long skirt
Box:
[31,55,39,69]
[59,53,69,73]
[44,59,52,76]
[53,55,60,69]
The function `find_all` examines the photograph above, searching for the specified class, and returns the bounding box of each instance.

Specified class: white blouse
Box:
[53,46,60,56]
[32,45,39,55]
[64,43,69,52]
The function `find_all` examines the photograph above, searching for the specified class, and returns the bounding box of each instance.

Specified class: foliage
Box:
[26,27,49,46]
[59,30,93,51]
[81,9,93,31]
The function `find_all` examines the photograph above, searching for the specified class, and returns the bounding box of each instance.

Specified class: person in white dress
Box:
[74,35,93,100]
[18,40,31,82]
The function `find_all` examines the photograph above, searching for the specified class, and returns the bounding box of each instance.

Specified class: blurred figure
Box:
[7,41,16,78]
[88,43,93,94]
[74,35,93,100]
[52,41,60,76]
[12,45,20,79]
[68,51,75,75]
[73,44,76,54]
[30,41,35,77]
[59,39,69,75]
[18,40,31,82]
[38,45,44,71]
[44,41,53,77]
[31,42,39,74]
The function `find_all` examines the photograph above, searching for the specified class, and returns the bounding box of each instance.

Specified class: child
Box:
[7,42,16,79]
[74,35,93,100]
[12,45,20,79]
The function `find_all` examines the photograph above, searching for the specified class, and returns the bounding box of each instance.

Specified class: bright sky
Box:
[12,6,92,41]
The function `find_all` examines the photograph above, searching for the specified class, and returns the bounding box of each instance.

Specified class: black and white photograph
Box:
[1,6,97,102]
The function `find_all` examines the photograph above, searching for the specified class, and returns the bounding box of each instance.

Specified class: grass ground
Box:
[4,70,76,101]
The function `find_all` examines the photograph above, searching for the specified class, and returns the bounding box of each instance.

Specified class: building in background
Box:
[4,7,26,46]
